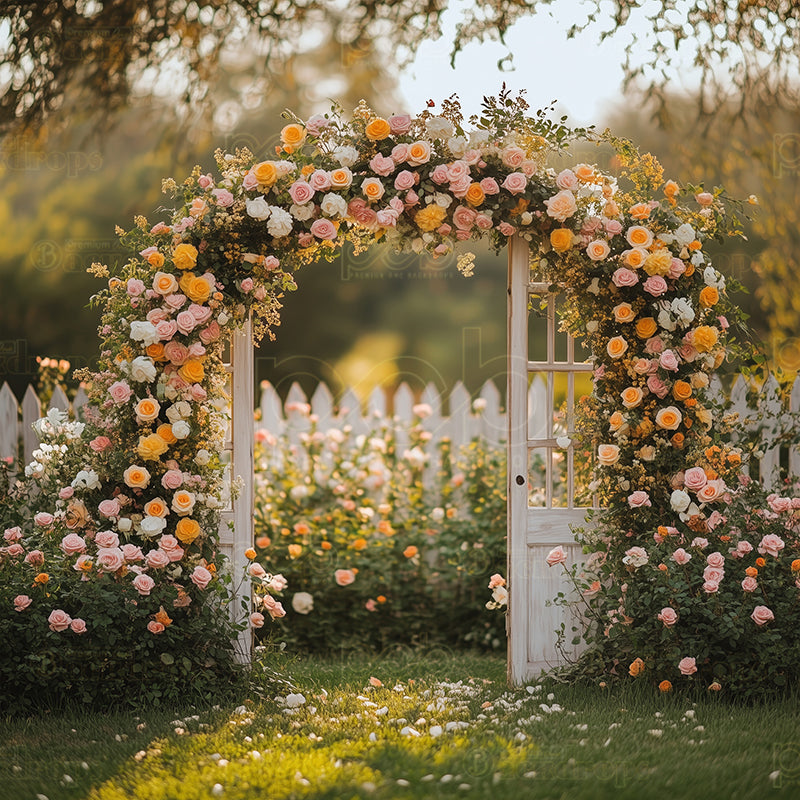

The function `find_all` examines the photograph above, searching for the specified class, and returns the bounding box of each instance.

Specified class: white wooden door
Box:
[507,237,594,684]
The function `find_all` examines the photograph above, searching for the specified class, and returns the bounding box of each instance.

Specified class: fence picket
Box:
[0,382,18,462]
[759,374,782,490]
[791,378,800,482]
[22,385,42,466]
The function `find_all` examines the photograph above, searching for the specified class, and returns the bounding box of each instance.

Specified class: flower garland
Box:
[4,91,752,687]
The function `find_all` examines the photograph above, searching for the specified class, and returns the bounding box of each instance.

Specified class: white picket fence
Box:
[2,373,800,492]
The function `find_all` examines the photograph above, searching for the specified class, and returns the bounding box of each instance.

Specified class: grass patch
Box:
[2,650,799,800]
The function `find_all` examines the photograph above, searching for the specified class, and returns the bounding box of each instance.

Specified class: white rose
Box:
[166,401,191,423]
[491,586,508,605]
[290,203,314,221]
[320,192,348,218]
[586,320,599,333]
[267,207,293,238]
[447,135,468,157]
[217,311,229,325]
[334,145,358,167]
[657,307,676,332]
[130,356,157,383]
[292,592,314,615]
[129,321,159,347]
[691,251,705,265]
[670,489,691,513]
[671,297,696,327]
[246,196,270,220]
[431,507,445,522]
[469,129,490,147]
[71,469,100,490]
[118,517,133,532]
[674,223,695,247]
[172,420,191,439]
[140,515,167,536]
[433,193,453,208]
[290,485,309,501]
[426,116,454,139]
[194,449,211,466]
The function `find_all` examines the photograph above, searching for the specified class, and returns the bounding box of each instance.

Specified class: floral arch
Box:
[7,90,797,706]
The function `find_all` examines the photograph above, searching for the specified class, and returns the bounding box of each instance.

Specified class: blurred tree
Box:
[2,1,800,138]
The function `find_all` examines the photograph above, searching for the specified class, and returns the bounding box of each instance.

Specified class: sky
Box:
[397,0,697,125]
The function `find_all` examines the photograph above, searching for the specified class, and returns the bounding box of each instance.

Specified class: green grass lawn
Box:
[2,650,799,800]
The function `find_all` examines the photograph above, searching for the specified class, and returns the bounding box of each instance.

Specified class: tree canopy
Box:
[2,0,800,137]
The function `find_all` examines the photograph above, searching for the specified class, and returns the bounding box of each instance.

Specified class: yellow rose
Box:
[465,182,485,207]
[635,317,657,339]
[172,243,198,271]
[699,286,719,307]
[643,249,673,276]
[280,124,307,148]
[550,228,573,253]
[178,359,205,383]
[620,387,644,409]
[123,465,151,489]
[607,336,628,359]
[695,406,713,428]
[156,423,178,445]
[365,117,391,141]
[613,303,635,324]
[137,433,169,461]
[144,498,169,518]
[672,381,693,401]
[186,275,212,304]
[693,325,719,353]
[655,406,682,430]
[597,444,621,465]
[288,544,303,558]
[175,518,201,545]
[414,205,447,232]
[253,161,279,186]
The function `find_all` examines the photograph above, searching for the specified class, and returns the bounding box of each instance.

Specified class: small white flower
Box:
[333,145,358,167]
[267,207,293,238]
[673,223,695,247]
[245,196,270,220]
[171,420,191,439]
[291,592,314,615]
[285,693,306,708]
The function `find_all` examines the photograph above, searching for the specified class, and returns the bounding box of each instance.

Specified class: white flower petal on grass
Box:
[648,729,663,737]
[211,784,224,797]
[429,725,443,738]
[285,693,306,708]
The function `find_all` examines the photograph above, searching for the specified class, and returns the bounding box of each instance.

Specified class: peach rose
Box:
[135,398,160,424]
[144,498,169,518]
[597,444,620,465]
[334,568,356,586]
[147,621,165,634]
[361,177,385,202]
[573,163,595,182]
[407,141,432,166]
[606,336,628,359]
[696,479,725,503]
[655,406,682,430]
[613,303,635,323]
[123,465,151,489]
[620,387,644,409]
[153,271,178,295]
[586,239,611,261]
[625,226,653,248]
[622,247,647,269]
[544,190,577,221]
[171,490,196,516]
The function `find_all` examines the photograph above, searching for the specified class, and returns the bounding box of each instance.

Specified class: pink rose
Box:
[544,189,577,221]
[250,612,265,628]
[48,609,72,632]
[288,181,314,205]
[60,533,86,556]
[706,551,725,568]
[25,549,44,565]
[199,322,221,344]
[501,172,527,195]
[334,568,356,586]
[98,499,121,519]
[475,213,493,230]
[162,342,187,366]
[176,310,197,335]
[189,303,213,324]
[191,565,213,589]
[59,486,74,499]
[146,308,168,324]
[691,537,709,549]
[430,164,450,184]
[198,173,213,189]
[452,205,476,231]
[189,384,207,402]
[122,544,144,562]
[95,530,120,549]
[96,547,124,572]
[751,605,774,626]
[308,169,332,192]
[479,177,500,195]
[13,595,32,612]
[706,510,725,530]
[646,375,669,399]
[310,218,337,240]
[704,581,720,594]
[6,543,23,557]
[604,219,623,236]
[498,222,516,236]
[164,293,186,311]
[70,618,87,634]
[678,656,697,676]
[741,576,758,592]
[449,174,471,197]
[133,574,156,596]
[161,469,184,490]
[683,467,708,492]
[212,188,234,207]
[404,190,419,206]
[391,143,409,163]
[633,358,656,375]
[703,566,724,583]
[3,526,22,542]
[488,574,506,590]
[645,336,665,355]
[657,607,678,627]
[389,114,412,134]
[147,621,165,634]
[659,350,680,372]
[394,170,416,191]
[447,160,470,181]
[612,268,638,288]
[627,491,651,508]
[156,319,179,340]
[501,146,526,169]
[555,169,579,190]
[145,549,170,569]
[545,546,567,567]
[668,258,686,279]
[758,533,785,558]
[369,153,395,177]
[89,436,112,452]
[305,113,329,136]
[696,192,714,206]
[671,548,691,565]
[34,513,53,527]
[348,198,378,228]
[643,275,668,296]
[263,595,286,619]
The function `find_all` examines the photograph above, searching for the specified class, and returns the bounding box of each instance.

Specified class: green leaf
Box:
[160,653,175,665]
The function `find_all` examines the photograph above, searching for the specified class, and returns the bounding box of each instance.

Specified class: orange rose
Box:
[791,559,800,572]
[244,548,256,560]
[699,286,719,307]
[672,381,692,401]
[636,317,657,339]
[144,498,169,518]
[693,325,719,353]
[147,251,165,268]
[155,607,173,626]
[613,303,635,323]
[179,359,205,384]
[414,205,446,232]
[403,545,419,558]
[34,572,50,584]
[621,387,644,409]
[688,239,702,251]
[146,343,166,361]
[353,538,368,551]
[670,432,685,448]
[623,248,647,269]
[628,202,651,220]
[626,226,652,247]
[365,117,391,141]
[137,433,168,461]
[253,161,278,186]
[655,406,682,430]
[123,465,151,489]
[280,123,307,148]
[175,518,201,545]
[362,178,385,202]
[550,228,573,252]
[186,275,212,304]
[255,535,271,549]
[172,243,198,271]
[745,566,758,577]
[574,164,595,182]
[320,541,332,550]
[607,336,628,359]
[288,544,303,558]
[156,423,177,445]
[629,657,645,677]
[377,519,394,535]
[756,557,766,568]
[465,182,486,207]
[659,680,673,693]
